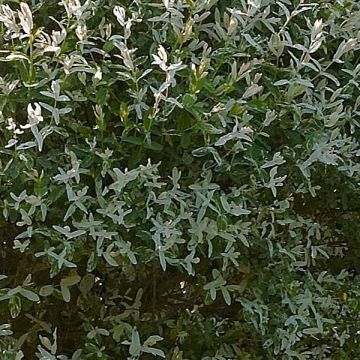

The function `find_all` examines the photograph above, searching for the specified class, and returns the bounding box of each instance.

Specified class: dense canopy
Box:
[1,0,360,359]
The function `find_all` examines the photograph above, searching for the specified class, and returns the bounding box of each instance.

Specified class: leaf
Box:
[144,347,165,358]
[129,328,141,357]
[302,327,321,335]
[60,285,71,303]
[242,84,263,99]
[159,251,167,271]
[87,252,97,272]
[19,288,40,302]
[9,296,21,318]
[79,274,95,295]
[39,286,54,297]
[182,93,197,108]
[221,287,231,305]
[274,80,289,86]
[333,38,357,62]
[103,252,119,267]
[60,275,81,287]
[0,324,13,336]
[215,126,253,146]
[144,335,163,347]
[6,53,30,62]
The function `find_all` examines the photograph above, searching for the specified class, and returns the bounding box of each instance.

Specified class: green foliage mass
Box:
[1,0,360,358]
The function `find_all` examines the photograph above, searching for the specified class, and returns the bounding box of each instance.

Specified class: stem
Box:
[152,260,156,313]
[0,24,3,49]
[278,3,302,35]
[0,0,3,48]
[310,61,334,83]
[28,35,35,84]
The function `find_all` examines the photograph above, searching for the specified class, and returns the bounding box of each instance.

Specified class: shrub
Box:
[1,0,360,359]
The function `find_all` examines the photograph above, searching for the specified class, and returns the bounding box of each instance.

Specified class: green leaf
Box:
[39,286,54,297]
[9,296,21,318]
[60,275,81,287]
[129,328,141,357]
[19,288,40,302]
[60,285,71,303]
[0,324,13,336]
[182,94,197,108]
[103,252,119,267]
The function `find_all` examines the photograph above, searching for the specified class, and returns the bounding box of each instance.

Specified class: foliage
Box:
[1,0,360,358]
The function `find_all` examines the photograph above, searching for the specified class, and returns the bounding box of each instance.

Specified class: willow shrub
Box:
[0,0,360,359]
